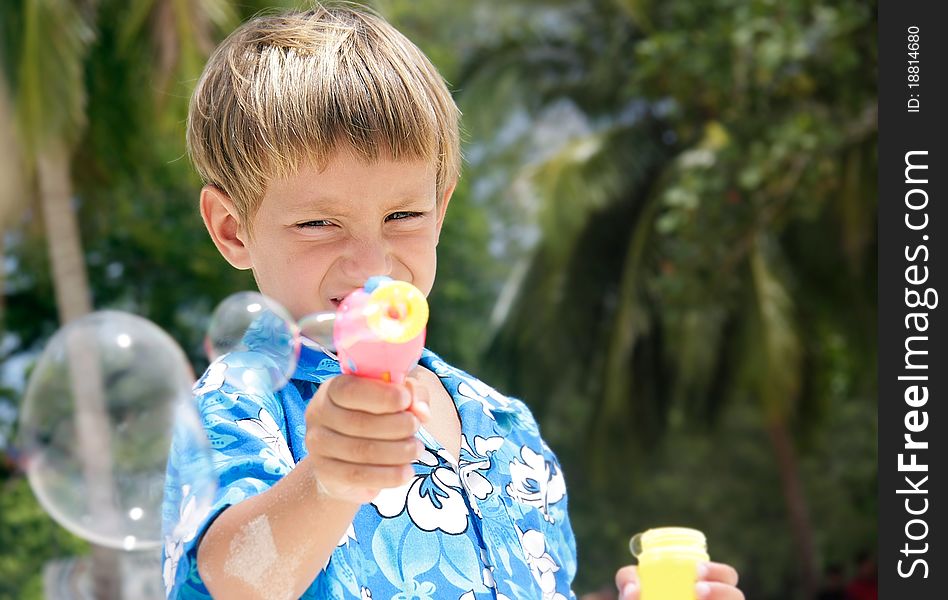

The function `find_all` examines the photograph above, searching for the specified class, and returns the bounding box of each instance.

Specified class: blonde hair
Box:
[187,4,461,228]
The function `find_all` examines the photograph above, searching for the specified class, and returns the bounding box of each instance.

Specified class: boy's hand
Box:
[615,562,744,600]
[304,373,430,505]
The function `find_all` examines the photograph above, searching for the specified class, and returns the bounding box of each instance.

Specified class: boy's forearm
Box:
[196,456,360,599]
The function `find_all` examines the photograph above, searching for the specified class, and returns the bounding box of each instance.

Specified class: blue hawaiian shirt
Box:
[162,342,577,599]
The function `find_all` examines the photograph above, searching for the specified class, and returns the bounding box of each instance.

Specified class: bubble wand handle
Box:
[332,276,428,384]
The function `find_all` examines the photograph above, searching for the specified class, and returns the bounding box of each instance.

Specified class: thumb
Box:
[618,582,639,600]
[405,377,431,423]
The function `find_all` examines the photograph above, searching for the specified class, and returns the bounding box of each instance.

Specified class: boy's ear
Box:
[435,180,456,244]
[200,185,253,270]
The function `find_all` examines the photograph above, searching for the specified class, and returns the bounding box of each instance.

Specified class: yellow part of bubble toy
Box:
[364,280,429,344]
[630,527,709,600]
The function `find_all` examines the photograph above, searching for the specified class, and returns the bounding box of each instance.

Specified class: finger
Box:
[327,375,411,414]
[315,400,420,440]
[698,562,740,587]
[311,428,422,465]
[615,565,639,600]
[617,583,639,600]
[696,581,745,600]
[313,456,415,490]
[404,377,431,423]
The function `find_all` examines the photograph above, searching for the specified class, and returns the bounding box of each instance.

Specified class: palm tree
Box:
[458,0,876,597]
[0,74,26,318]
[11,2,122,595]
[6,0,238,596]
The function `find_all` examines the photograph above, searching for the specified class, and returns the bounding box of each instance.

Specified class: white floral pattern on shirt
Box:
[507,445,567,523]
[162,347,577,600]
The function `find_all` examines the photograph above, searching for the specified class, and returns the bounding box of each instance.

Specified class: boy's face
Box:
[202,149,453,319]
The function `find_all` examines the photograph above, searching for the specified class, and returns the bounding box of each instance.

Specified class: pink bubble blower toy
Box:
[206,276,429,390]
[305,275,428,383]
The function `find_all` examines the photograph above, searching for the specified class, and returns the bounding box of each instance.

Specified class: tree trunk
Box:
[37,140,122,600]
[0,75,25,321]
[766,417,817,600]
[36,142,91,321]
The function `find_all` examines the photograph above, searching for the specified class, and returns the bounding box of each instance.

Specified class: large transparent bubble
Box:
[204,292,300,393]
[18,311,216,551]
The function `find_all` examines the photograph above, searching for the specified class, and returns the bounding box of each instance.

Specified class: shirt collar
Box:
[290,341,342,384]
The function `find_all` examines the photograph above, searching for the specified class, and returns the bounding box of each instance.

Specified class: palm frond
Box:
[117,0,238,113]
[748,238,802,420]
[15,0,96,159]
[0,75,28,233]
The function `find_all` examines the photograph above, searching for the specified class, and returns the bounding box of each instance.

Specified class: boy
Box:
[162,5,743,600]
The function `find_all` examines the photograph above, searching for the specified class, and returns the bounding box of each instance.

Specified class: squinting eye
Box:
[387,211,422,221]
[295,220,333,229]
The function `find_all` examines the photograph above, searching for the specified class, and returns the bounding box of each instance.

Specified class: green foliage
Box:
[424,174,502,370]
[457,0,877,596]
[566,383,876,598]
[0,475,89,598]
[14,0,95,157]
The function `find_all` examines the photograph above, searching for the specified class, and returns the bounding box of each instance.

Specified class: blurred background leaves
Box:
[0,1,876,598]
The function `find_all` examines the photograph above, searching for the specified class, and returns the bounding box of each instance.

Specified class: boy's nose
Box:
[341,236,393,282]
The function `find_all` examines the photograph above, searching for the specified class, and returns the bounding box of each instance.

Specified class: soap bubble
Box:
[18,311,216,551]
[205,292,300,393]
[298,311,337,352]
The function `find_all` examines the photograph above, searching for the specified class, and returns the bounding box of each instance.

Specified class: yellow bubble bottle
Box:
[630,527,709,600]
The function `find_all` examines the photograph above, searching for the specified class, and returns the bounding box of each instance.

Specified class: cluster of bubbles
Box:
[204,278,428,390]
[17,283,415,552]
[16,293,313,552]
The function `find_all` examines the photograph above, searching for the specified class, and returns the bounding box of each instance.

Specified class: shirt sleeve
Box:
[162,354,297,599]
[504,397,579,600]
